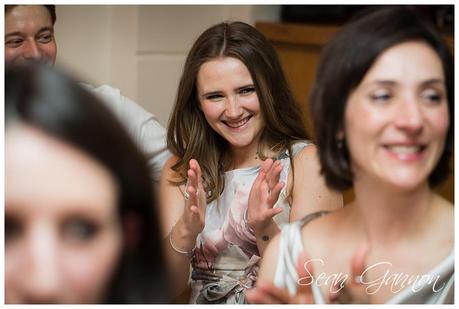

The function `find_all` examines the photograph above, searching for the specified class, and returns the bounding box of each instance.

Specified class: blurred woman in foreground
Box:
[5,64,169,303]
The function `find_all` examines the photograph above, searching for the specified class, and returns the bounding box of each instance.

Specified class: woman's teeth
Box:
[224,116,250,128]
[385,145,424,154]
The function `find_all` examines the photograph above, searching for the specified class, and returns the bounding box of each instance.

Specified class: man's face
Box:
[5,5,57,65]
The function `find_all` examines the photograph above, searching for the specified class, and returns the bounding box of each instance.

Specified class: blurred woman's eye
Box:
[239,86,255,95]
[421,88,444,105]
[5,215,23,243]
[62,218,100,243]
[369,89,392,104]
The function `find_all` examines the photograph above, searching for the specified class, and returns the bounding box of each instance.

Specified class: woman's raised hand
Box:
[328,245,370,304]
[247,246,370,304]
[247,158,285,233]
[181,159,207,237]
[246,251,314,304]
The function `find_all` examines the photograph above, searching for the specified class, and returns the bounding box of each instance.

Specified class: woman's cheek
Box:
[61,234,122,303]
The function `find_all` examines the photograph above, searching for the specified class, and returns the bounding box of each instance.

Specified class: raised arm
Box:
[159,156,206,297]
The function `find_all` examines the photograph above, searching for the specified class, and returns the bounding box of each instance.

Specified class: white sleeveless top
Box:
[274,212,454,304]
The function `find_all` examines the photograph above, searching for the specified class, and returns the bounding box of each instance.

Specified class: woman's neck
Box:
[229,144,260,170]
[351,176,434,248]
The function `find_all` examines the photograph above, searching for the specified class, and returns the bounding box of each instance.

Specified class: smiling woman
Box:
[248,6,454,304]
[160,21,342,304]
[344,41,449,192]
[197,57,264,156]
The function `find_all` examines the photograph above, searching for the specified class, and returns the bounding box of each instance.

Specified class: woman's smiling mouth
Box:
[222,115,252,129]
[383,143,428,161]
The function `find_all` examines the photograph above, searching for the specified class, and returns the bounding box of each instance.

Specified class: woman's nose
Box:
[22,224,61,303]
[394,96,424,135]
[225,96,243,119]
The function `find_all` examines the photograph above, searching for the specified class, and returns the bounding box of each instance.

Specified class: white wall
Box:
[55,5,280,127]
[55,6,112,86]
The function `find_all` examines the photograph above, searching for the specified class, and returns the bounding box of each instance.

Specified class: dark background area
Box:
[281,5,454,34]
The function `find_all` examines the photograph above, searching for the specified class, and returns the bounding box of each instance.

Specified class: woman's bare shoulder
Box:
[300,206,352,252]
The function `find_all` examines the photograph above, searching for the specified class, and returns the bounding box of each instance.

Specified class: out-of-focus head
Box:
[343,41,449,191]
[5,64,168,303]
[310,6,453,191]
[6,124,122,303]
[5,5,57,65]
[168,21,307,201]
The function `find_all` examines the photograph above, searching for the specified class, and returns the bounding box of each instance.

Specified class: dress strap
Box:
[275,140,311,161]
[299,210,331,227]
[273,210,331,298]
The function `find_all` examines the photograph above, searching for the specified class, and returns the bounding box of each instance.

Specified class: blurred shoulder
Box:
[291,142,318,167]
[433,194,454,235]
[300,207,349,251]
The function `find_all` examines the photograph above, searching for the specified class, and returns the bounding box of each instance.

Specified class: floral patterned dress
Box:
[189,142,310,304]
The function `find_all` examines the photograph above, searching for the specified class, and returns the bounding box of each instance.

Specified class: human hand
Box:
[328,245,370,304]
[247,158,285,233]
[180,159,207,237]
[246,251,314,304]
[247,245,370,304]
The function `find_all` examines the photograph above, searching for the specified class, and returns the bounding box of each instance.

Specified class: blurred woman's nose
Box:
[394,95,424,135]
[22,223,61,303]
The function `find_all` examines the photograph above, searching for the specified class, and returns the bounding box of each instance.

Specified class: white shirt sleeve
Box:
[83,84,172,183]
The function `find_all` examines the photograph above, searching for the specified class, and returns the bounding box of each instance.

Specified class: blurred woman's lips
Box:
[382,143,427,161]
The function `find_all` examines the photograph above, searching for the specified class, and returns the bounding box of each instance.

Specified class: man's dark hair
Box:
[5,5,56,25]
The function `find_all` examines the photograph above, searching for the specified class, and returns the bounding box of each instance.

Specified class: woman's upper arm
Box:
[288,145,343,222]
[159,155,186,237]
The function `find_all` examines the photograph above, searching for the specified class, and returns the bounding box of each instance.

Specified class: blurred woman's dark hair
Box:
[5,63,169,303]
[310,6,454,190]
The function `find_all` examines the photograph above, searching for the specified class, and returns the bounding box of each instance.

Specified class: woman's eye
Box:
[421,89,443,105]
[5,215,23,243]
[206,94,223,101]
[239,87,255,95]
[62,218,100,242]
[370,89,392,104]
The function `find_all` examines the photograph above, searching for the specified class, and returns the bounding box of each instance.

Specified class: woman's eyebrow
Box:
[201,90,222,98]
